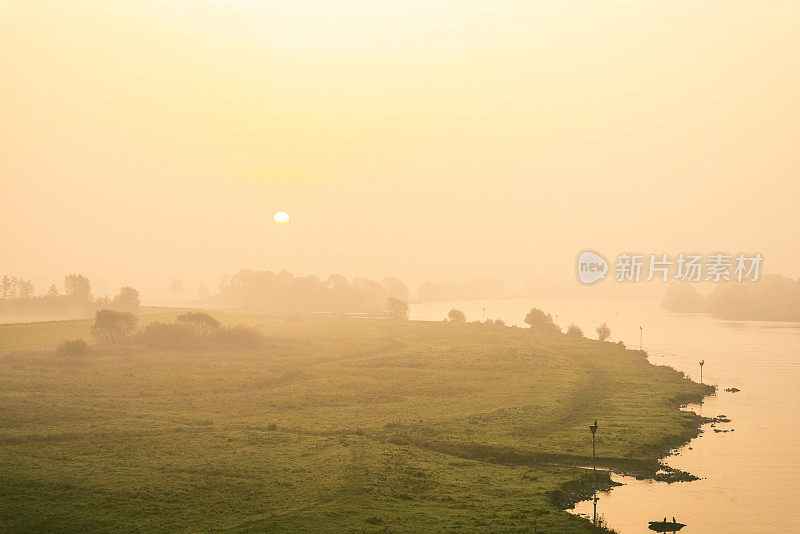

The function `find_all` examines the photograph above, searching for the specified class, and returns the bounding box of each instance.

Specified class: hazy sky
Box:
[2,1,799,296]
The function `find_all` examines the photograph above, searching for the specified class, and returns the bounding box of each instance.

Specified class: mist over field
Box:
[1,2,799,533]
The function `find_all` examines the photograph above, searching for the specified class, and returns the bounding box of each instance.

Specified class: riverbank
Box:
[0,311,711,532]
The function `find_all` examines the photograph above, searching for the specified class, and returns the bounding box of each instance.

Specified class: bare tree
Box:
[596,322,611,341]
[566,324,584,338]
[18,279,34,298]
[8,277,19,299]
[386,298,409,319]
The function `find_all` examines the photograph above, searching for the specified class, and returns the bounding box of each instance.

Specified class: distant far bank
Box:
[661,274,800,322]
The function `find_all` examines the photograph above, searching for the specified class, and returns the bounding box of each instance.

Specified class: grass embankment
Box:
[0,312,711,532]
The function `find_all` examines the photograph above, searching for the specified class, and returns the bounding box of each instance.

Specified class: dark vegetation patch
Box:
[135,313,265,350]
[55,338,89,357]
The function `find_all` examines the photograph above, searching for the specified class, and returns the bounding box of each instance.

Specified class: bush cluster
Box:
[524,308,561,334]
[55,339,90,357]
[135,312,264,350]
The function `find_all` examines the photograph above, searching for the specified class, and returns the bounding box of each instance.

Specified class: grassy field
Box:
[0,311,710,532]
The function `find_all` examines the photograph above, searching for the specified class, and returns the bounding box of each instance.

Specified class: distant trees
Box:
[1,276,11,299]
[387,298,410,320]
[661,275,800,322]
[169,279,185,297]
[596,322,611,341]
[566,324,584,338]
[64,274,92,299]
[91,309,138,344]
[706,275,800,321]
[524,308,560,334]
[0,276,34,299]
[417,278,508,302]
[17,279,34,298]
[383,277,410,301]
[214,269,410,313]
[661,283,706,313]
[111,287,140,314]
[447,309,466,323]
[0,273,141,322]
[197,282,210,301]
[352,278,385,309]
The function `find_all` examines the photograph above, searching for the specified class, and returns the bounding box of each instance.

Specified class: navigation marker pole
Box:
[589,420,598,528]
[699,359,705,384]
[639,325,643,350]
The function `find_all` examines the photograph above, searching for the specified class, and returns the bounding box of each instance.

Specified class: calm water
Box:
[410,298,800,533]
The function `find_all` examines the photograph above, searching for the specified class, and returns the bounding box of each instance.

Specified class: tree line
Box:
[661,274,800,321]
[439,306,615,342]
[0,273,140,322]
[213,269,410,313]
[56,310,265,357]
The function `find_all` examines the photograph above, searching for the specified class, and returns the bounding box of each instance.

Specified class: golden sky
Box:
[2,1,799,295]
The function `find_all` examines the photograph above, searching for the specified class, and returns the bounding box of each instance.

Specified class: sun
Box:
[273,211,290,225]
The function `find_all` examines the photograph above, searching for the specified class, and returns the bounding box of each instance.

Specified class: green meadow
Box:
[0,312,710,532]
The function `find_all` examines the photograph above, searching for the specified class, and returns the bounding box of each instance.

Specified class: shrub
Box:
[91,309,138,344]
[209,324,265,349]
[386,298,410,320]
[494,319,506,326]
[136,322,198,349]
[447,309,466,323]
[566,324,584,338]
[176,312,221,336]
[596,322,611,341]
[56,339,90,357]
[524,308,560,334]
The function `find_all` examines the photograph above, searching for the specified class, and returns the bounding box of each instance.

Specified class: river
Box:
[410,298,800,533]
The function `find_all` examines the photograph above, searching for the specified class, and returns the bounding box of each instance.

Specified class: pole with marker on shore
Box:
[589,420,598,528]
